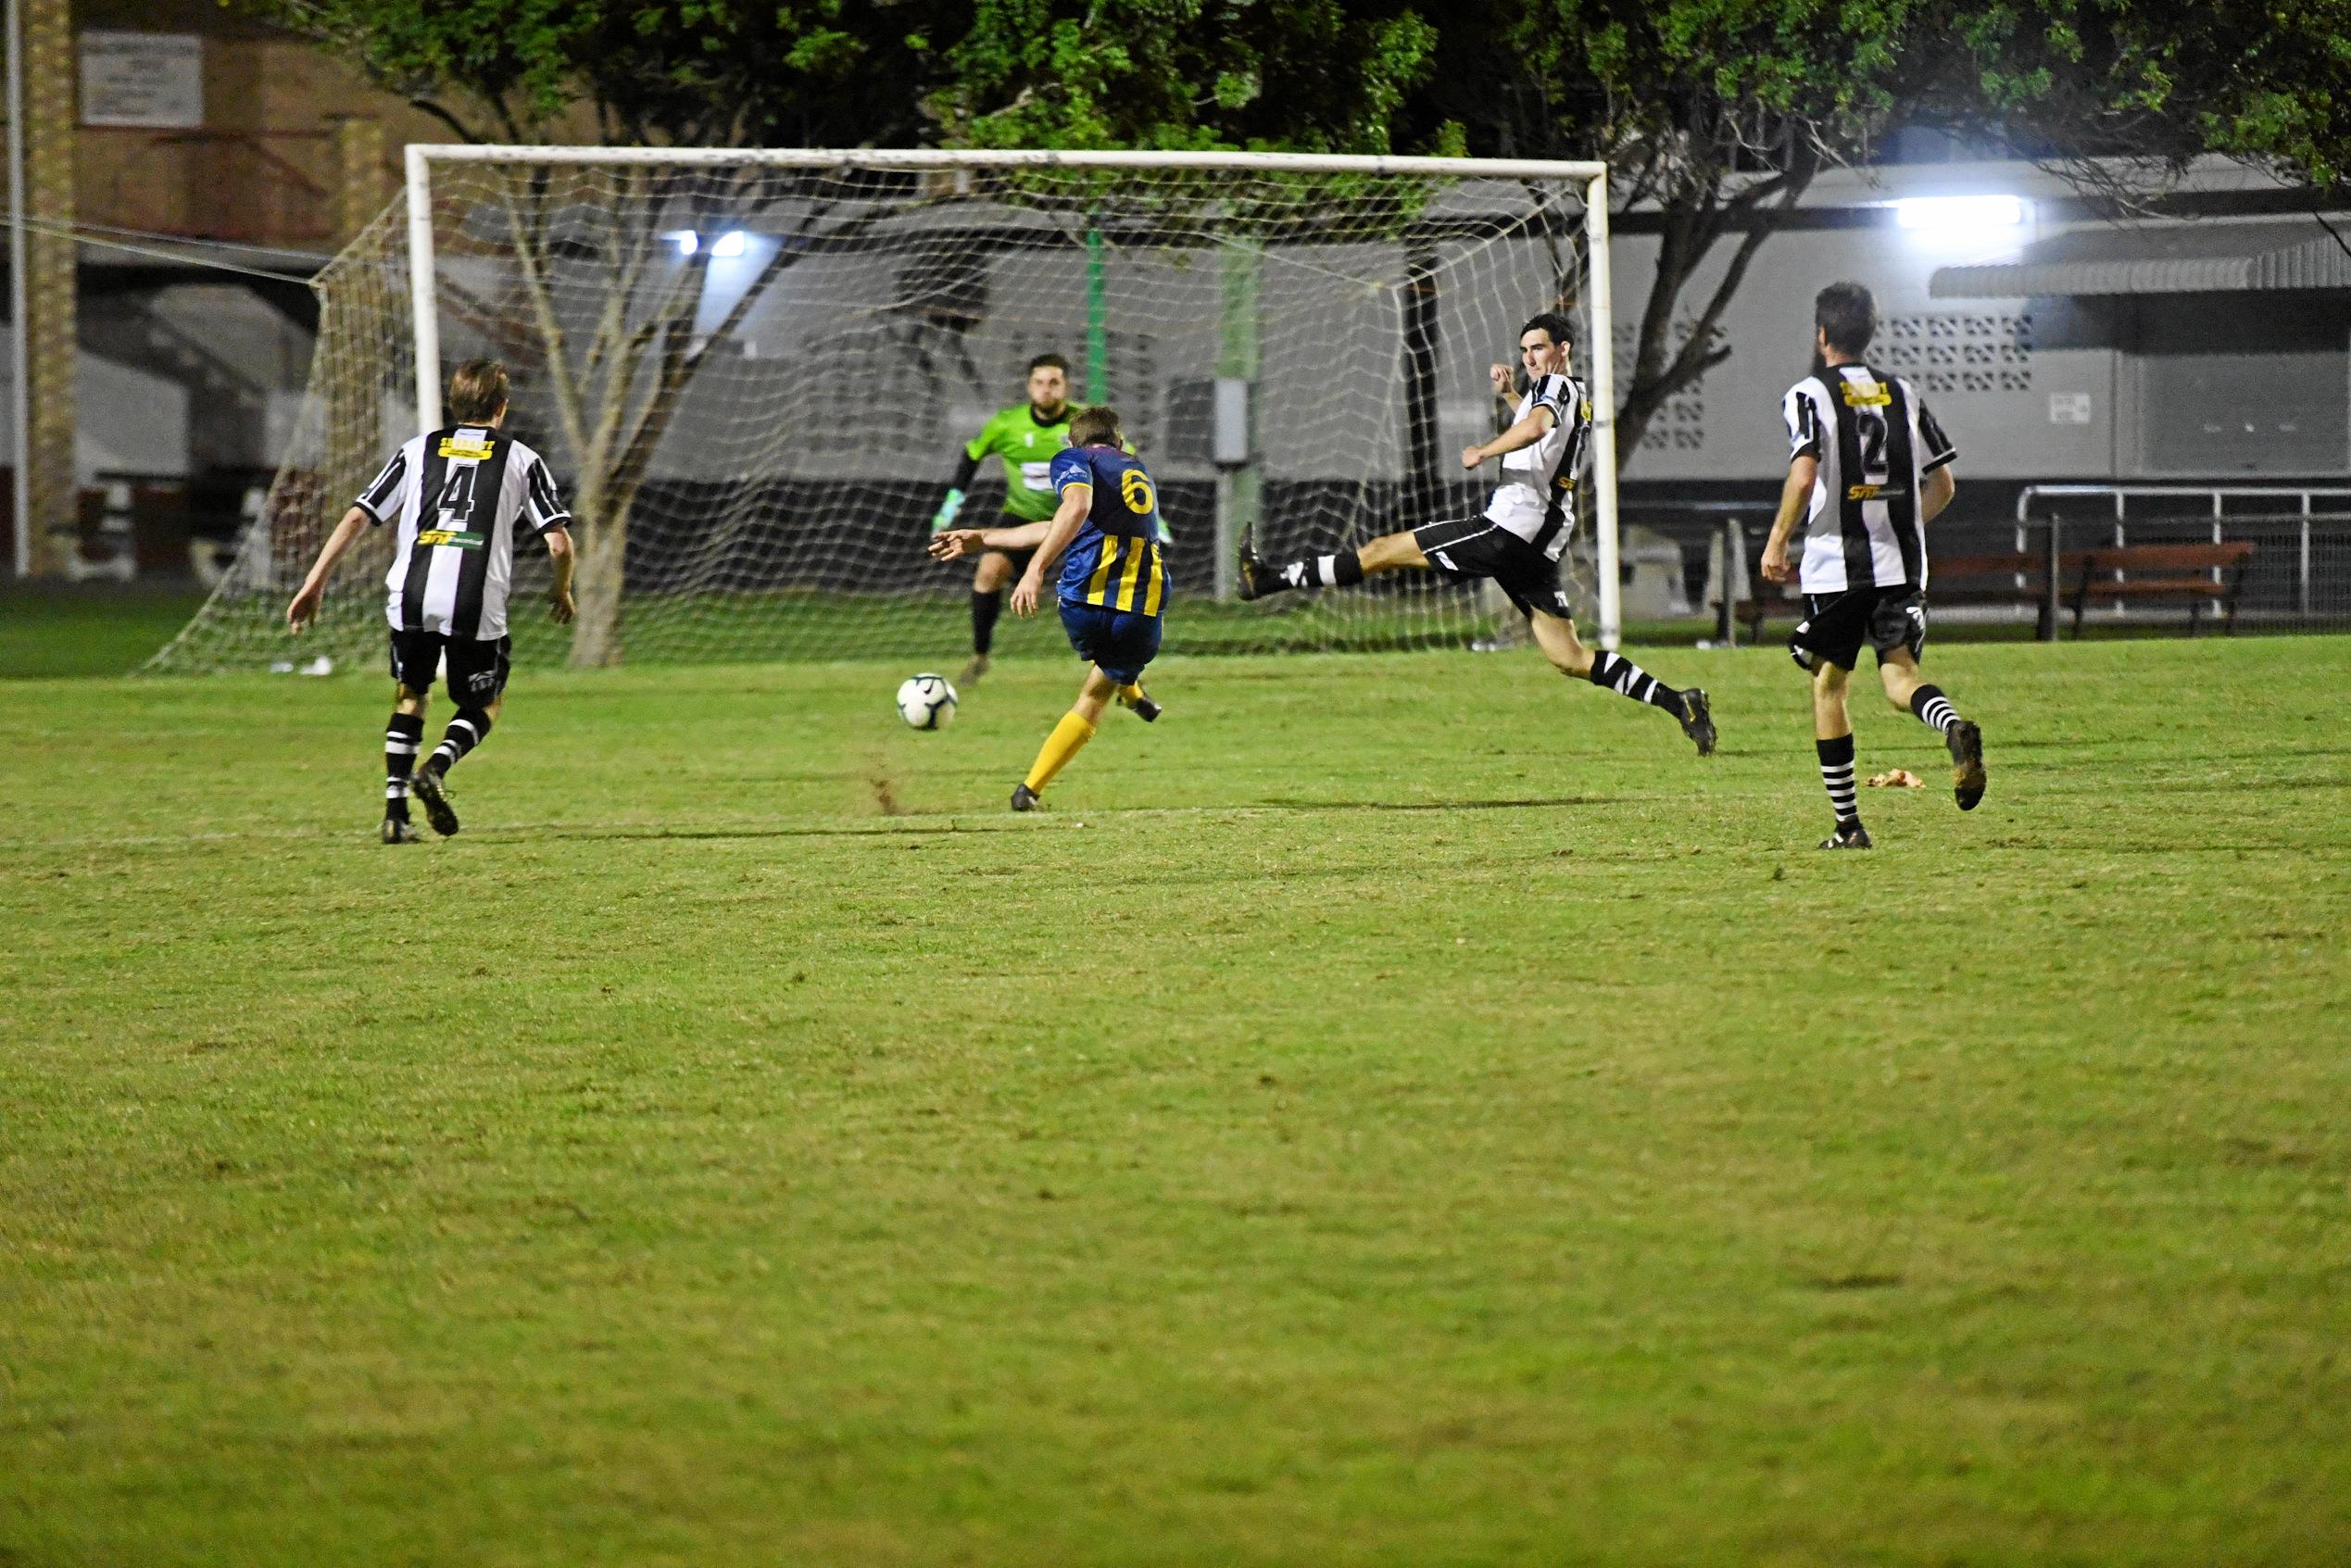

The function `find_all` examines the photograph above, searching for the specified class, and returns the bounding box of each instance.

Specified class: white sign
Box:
[82,32,204,129]
[2048,392,2093,426]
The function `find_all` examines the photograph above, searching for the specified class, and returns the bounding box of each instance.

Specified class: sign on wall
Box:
[81,32,204,129]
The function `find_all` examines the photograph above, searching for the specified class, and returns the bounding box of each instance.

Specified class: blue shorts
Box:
[1059,600,1162,685]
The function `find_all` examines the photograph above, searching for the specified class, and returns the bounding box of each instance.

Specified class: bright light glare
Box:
[1894,194,2026,230]
[711,231,749,258]
[663,230,698,257]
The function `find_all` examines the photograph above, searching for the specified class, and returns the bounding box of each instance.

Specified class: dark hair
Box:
[446,358,509,423]
[1027,353,1071,376]
[1069,406,1122,447]
[1815,282,1877,356]
[1519,312,1575,348]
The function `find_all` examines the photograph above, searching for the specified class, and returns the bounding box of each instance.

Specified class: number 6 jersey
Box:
[355,425,573,639]
[1781,365,1956,595]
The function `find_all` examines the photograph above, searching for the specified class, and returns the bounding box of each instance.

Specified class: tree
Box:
[245,0,967,663]
[1417,0,1934,462]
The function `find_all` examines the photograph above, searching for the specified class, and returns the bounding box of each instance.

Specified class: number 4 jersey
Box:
[356,426,573,639]
[1781,364,1956,595]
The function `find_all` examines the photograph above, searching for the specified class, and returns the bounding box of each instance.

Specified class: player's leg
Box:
[1524,607,1717,756]
[1014,607,1159,809]
[411,637,509,837]
[965,546,1018,684]
[1236,528,1424,599]
[1013,666,1120,811]
[381,632,436,843]
[1811,659,1870,848]
[1877,622,1984,811]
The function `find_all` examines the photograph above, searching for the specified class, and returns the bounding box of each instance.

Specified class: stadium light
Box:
[711,231,749,258]
[664,230,698,257]
[1893,194,2027,231]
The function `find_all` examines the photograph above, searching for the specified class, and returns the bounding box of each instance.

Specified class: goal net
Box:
[152,149,1617,673]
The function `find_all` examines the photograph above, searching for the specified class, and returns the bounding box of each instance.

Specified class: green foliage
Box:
[1957,2,2351,187]
[239,0,949,145]
[927,0,1440,155]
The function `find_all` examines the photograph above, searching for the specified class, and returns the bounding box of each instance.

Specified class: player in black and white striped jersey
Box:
[286,359,575,842]
[1761,282,1985,849]
[1236,312,1716,756]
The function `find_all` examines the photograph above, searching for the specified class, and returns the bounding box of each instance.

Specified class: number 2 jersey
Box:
[356,426,573,639]
[1781,364,1956,595]
[1050,445,1170,617]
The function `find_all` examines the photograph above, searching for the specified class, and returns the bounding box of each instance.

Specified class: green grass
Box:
[4,637,2347,1566]
[0,586,207,678]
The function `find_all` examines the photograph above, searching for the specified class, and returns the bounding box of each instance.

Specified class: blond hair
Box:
[446,358,510,424]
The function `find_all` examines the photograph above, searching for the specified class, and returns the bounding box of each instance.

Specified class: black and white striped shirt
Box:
[1484,373,1592,561]
[357,426,572,640]
[1781,364,1956,595]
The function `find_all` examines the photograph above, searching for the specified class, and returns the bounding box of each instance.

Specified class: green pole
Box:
[1085,222,1108,403]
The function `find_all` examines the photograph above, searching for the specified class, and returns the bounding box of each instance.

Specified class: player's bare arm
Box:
[1922,463,1956,522]
[1462,403,1558,471]
[1761,453,1819,583]
[1010,486,1091,617]
[545,525,577,624]
[287,505,373,633]
[927,519,1051,563]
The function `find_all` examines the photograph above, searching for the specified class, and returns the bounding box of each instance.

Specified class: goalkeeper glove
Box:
[931,488,966,533]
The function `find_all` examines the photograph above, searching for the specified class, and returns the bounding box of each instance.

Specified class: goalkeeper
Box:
[930,353,1074,685]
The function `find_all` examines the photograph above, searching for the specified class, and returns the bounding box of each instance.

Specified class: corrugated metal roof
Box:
[1930,219,2351,297]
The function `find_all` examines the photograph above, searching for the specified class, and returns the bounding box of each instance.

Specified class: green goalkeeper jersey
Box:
[965,404,1075,522]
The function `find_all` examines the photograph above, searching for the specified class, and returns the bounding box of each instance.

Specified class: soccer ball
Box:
[896,672,958,730]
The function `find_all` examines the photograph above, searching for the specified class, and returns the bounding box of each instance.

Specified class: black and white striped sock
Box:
[384,713,423,820]
[1586,649,1685,714]
[426,708,493,775]
[1910,684,1960,735]
[1279,552,1364,590]
[1817,734,1861,828]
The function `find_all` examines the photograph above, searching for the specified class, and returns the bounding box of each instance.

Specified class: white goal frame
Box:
[403,145,1626,648]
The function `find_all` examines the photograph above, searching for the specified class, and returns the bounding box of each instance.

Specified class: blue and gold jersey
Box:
[1050,445,1169,618]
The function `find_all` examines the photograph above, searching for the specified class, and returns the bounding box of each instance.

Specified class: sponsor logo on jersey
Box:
[437,438,497,459]
[415,529,485,549]
[1846,483,1884,500]
[1840,382,1891,408]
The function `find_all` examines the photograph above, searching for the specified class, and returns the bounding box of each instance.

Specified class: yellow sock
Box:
[1117,684,1144,708]
[1023,712,1097,794]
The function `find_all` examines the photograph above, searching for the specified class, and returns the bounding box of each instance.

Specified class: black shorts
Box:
[389,630,511,703]
[1789,586,1927,672]
[1413,516,1573,620]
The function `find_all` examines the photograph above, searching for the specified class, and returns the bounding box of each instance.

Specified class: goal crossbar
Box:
[401,145,1626,647]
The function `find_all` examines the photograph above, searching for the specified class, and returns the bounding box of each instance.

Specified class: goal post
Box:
[157,146,1621,674]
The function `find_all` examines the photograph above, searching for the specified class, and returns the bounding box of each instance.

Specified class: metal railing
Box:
[2017,484,2351,636]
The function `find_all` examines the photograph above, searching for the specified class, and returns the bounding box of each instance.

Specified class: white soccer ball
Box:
[896,672,958,730]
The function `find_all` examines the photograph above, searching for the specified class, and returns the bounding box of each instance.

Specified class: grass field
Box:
[5,633,2348,1565]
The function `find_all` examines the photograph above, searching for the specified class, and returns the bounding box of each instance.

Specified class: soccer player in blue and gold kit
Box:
[926,406,1167,810]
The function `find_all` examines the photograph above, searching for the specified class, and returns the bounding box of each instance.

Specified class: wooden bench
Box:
[1724,549,2087,642]
[2069,542,2255,637]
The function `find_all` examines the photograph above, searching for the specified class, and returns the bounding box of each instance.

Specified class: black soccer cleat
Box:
[1678,687,1717,757]
[1235,531,1274,602]
[1010,784,1040,812]
[1127,689,1163,722]
[1947,720,1986,811]
[1818,822,1873,851]
[959,653,991,687]
[409,765,460,837]
[380,817,420,845]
